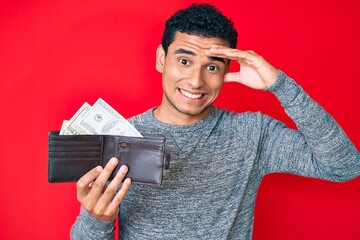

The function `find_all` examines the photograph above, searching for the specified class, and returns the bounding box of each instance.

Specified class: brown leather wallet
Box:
[48,131,170,185]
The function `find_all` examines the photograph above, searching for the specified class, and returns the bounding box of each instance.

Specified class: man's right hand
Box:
[76,157,131,221]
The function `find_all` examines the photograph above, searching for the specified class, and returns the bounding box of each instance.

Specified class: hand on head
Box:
[206,45,279,89]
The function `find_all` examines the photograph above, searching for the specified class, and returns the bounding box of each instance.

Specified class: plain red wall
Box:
[1,0,359,239]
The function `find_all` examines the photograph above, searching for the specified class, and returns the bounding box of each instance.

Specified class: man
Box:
[70,3,360,239]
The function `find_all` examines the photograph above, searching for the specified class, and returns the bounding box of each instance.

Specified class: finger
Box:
[224,72,240,83]
[87,157,119,201]
[207,45,257,63]
[107,178,132,213]
[100,165,129,204]
[209,44,259,54]
[246,50,258,55]
[90,182,109,193]
[205,47,240,59]
[96,168,131,220]
[77,166,103,200]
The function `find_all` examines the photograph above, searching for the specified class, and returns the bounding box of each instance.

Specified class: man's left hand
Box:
[206,45,279,89]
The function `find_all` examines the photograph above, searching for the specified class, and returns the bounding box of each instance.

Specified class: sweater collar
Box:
[144,106,217,133]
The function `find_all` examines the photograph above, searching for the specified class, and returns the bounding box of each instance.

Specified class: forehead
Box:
[169,32,229,54]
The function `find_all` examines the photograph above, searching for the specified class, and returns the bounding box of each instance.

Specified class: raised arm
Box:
[207,45,360,181]
[259,71,360,181]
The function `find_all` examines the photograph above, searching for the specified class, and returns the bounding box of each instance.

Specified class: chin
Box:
[176,105,212,117]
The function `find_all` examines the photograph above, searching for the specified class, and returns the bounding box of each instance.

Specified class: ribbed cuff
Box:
[80,207,115,232]
[265,70,304,108]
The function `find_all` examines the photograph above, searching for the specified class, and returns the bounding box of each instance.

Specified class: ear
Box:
[156,44,166,73]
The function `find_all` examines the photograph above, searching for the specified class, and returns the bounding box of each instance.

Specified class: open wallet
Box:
[48,131,170,186]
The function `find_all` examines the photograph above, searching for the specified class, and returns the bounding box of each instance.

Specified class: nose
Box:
[187,68,204,89]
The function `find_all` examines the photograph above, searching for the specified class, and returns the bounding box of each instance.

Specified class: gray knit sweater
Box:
[70,71,360,239]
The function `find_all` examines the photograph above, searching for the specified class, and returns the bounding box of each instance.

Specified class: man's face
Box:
[156,32,229,124]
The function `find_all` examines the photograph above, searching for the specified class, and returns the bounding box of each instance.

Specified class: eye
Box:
[207,65,219,72]
[179,58,190,66]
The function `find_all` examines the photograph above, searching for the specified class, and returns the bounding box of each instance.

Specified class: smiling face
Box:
[154,32,230,125]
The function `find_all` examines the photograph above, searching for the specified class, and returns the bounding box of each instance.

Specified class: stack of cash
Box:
[60,98,143,137]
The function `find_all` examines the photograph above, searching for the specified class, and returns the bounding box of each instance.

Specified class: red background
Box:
[1,0,359,239]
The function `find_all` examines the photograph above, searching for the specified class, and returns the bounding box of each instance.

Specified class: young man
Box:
[70,4,360,239]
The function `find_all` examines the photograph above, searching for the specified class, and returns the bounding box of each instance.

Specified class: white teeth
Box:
[180,89,203,99]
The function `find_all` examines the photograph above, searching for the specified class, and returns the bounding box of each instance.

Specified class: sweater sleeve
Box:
[258,71,360,181]
[70,207,115,240]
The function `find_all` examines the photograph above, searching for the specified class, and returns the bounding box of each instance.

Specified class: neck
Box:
[153,104,211,126]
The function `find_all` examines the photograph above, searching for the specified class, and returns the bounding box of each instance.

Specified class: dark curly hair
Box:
[162,3,238,55]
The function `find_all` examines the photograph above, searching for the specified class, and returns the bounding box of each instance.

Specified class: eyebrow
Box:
[174,48,226,64]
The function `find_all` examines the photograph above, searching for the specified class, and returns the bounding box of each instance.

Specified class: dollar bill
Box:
[67,98,142,137]
[61,102,92,135]
[59,120,70,135]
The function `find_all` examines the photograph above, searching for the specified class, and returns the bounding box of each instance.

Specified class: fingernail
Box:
[96,166,103,172]
[124,178,132,185]
[110,157,118,165]
[120,165,128,173]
